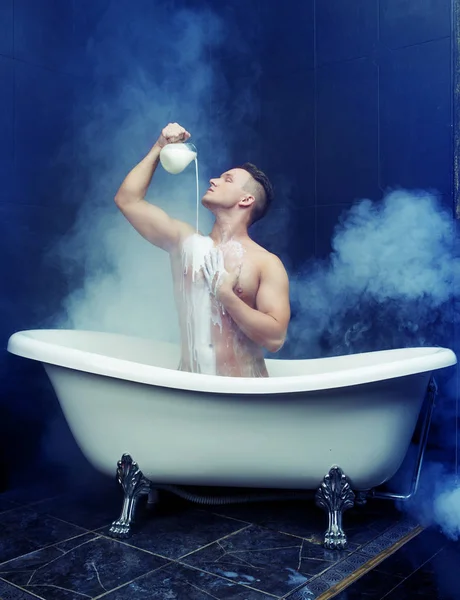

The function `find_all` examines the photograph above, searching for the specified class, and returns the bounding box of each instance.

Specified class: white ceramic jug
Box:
[159,143,197,174]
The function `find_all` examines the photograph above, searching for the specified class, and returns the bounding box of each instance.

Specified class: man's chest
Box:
[232,261,260,306]
[172,235,261,305]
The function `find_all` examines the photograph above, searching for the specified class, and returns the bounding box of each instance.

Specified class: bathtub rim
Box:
[7,329,457,395]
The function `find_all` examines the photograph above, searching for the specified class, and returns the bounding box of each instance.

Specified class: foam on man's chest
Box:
[182,234,213,280]
[180,234,218,374]
[180,234,251,374]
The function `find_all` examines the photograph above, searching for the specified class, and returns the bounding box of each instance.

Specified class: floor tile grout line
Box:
[205,505,403,544]
[169,560,281,599]
[0,530,97,568]
[280,563,334,599]
[91,561,175,600]
[0,502,408,544]
[169,521,254,560]
[169,526,378,599]
[0,547,174,600]
[20,582,92,598]
[379,545,447,599]
[90,553,280,600]
[0,493,74,518]
[193,510,416,575]
[0,493,132,533]
[23,494,69,507]
[26,511,96,533]
[91,521,308,598]
[226,545,303,554]
[240,517,410,583]
[92,522,253,562]
[2,541,418,600]
[0,576,44,600]
[276,527,382,548]
[282,581,320,600]
[3,543,315,600]
[276,523,423,599]
[25,536,102,579]
[89,532,180,561]
[187,582,221,600]
[310,525,426,600]
[0,504,423,598]
[0,504,38,518]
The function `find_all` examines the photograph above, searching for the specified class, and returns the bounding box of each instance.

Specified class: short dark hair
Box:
[239,162,274,226]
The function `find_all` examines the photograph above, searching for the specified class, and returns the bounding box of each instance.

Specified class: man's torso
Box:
[170,233,269,377]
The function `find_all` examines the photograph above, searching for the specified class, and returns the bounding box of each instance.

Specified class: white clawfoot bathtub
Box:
[7,329,457,548]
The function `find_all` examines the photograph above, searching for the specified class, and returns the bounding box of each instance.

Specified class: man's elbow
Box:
[114,191,127,208]
[266,334,286,354]
[114,190,140,208]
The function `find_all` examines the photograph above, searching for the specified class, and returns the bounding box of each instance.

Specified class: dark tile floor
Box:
[331,530,460,599]
[0,474,458,599]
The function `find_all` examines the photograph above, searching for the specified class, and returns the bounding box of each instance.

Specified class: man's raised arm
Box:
[114,122,194,252]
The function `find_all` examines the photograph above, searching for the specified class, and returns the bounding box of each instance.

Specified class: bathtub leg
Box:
[315,466,355,550]
[109,454,152,539]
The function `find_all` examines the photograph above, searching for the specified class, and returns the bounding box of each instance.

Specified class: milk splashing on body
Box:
[181,234,217,374]
[160,142,226,373]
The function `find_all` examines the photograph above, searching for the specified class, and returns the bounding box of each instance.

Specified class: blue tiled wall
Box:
[316,0,452,254]
[0,55,14,206]
[256,0,452,261]
[0,0,13,57]
[0,0,77,489]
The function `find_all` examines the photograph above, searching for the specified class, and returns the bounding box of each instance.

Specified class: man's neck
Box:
[209,218,250,245]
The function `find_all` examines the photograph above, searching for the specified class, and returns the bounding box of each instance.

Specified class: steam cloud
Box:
[434,480,460,540]
[401,462,460,542]
[45,2,460,546]
[49,3,229,343]
[287,189,458,359]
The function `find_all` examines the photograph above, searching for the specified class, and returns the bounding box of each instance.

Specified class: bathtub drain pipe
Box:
[153,485,314,506]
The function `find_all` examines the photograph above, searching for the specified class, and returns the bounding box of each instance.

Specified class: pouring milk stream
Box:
[160,143,200,233]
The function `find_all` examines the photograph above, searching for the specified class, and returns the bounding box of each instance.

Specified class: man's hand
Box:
[203,252,290,353]
[114,121,195,252]
[155,122,191,149]
[202,248,241,300]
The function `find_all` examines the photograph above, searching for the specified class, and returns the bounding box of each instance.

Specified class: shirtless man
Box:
[114,122,290,377]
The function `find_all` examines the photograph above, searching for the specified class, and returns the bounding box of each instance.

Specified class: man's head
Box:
[202,163,274,227]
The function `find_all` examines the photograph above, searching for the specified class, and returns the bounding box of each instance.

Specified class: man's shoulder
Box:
[247,241,286,271]
[264,251,287,274]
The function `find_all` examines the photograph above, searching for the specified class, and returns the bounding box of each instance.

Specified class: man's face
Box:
[202,168,251,211]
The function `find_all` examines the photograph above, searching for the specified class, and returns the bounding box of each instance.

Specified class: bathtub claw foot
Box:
[108,520,132,539]
[315,466,355,550]
[324,528,348,550]
[108,454,152,539]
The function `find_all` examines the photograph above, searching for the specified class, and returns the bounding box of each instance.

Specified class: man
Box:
[114,122,290,377]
